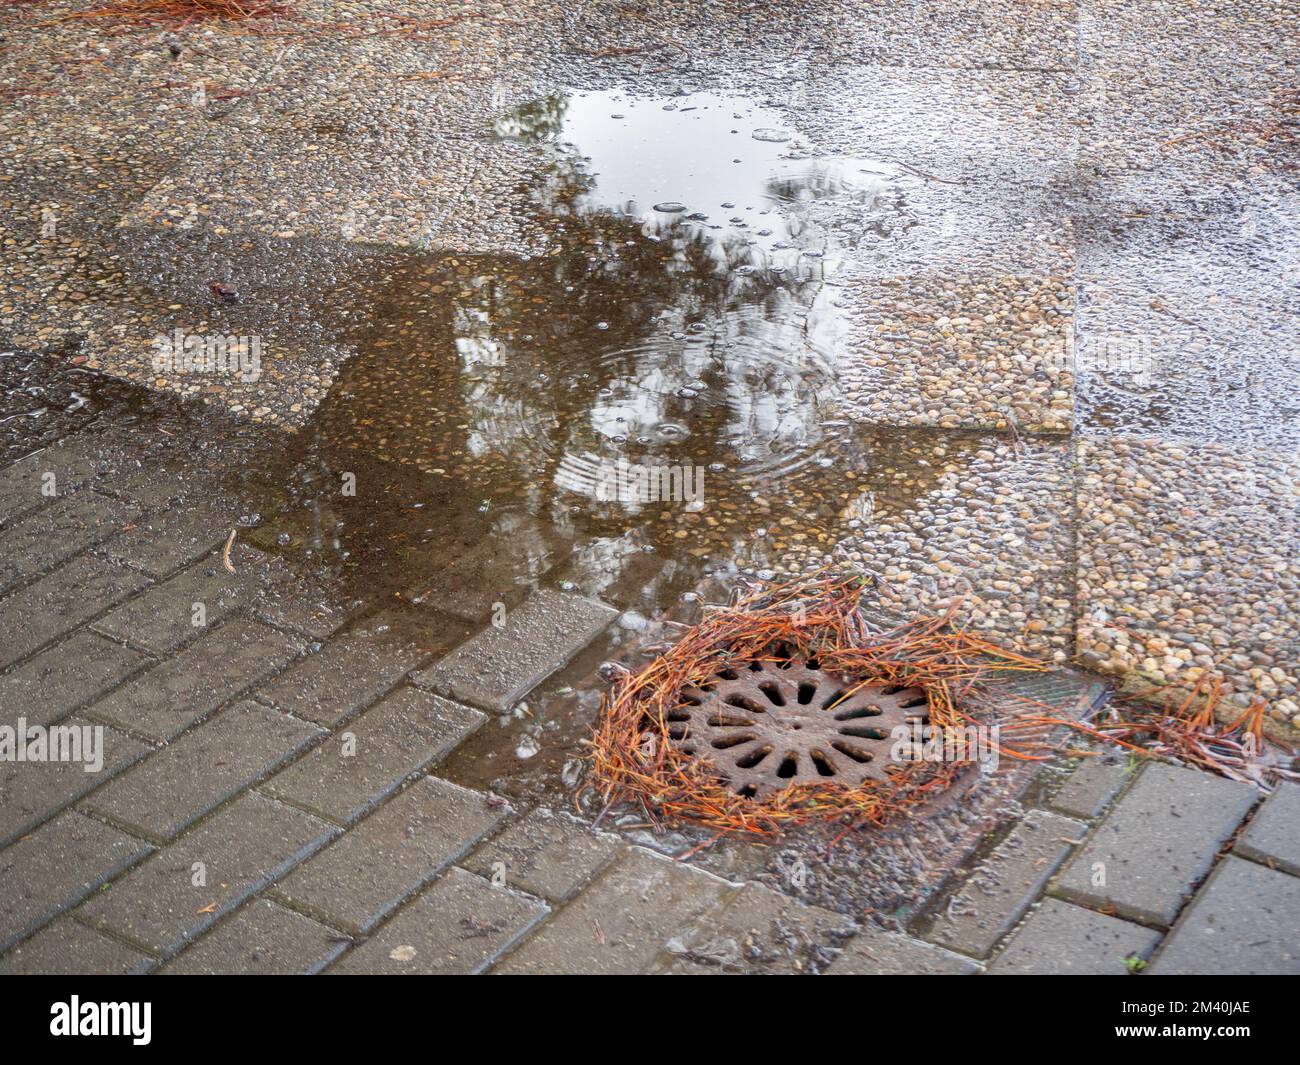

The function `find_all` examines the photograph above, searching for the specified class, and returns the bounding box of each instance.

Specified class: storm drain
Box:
[667,656,929,798]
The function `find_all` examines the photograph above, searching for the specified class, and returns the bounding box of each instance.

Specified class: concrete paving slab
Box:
[659,882,855,975]
[251,555,366,640]
[988,897,1162,974]
[1234,782,1300,877]
[0,809,152,952]
[1152,855,1300,975]
[492,848,734,975]
[0,918,151,976]
[159,898,346,976]
[1055,762,1259,927]
[0,556,150,670]
[96,502,239,579]
[85,700,323,842]
[252,622,433,727]
[462,807,624,903]
[926,810,1086,958]
[1076,438,1300,718]
[80,791,336,957]
[329,866,547,975]
[412,588,617,712]
[827,929,980,974]
[1048,755,1135,820]
[0,491,139,595]
[0,717,151,847]
[275,775,506,931]
[838,272,1073,433]
[91,551,256,655]
[84,619,305,742]
[0,435,104,526]
[261,689,484,823]
[816,436,1076,659]
[274,776,508,934]
[1076,217,1298,450]
[0,630,151,728]
[827,1,1077,72]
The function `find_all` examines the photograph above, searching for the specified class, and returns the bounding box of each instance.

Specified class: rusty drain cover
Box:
[667,655,929,798]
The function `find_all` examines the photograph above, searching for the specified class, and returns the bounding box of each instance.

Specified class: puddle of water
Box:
[498,89,894,268]
[0,347,183,463]
[242,89,932,620]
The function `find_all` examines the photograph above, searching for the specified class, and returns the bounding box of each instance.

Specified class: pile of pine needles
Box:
[1028,673,1298,792]
[588,573,1047,836]
[589,572,1298,836]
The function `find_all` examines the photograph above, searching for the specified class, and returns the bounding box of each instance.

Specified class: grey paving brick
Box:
[988,898,1162,974]
[252,624,430,727]
[402,535,529,623]
[80,791,336,956]
[91,551,256,654]
[0,809,152,952]
[0,437,102,526]
[262,688,484,823]
[85,700,323,842]
[412,588,616,712]
[96,503,236,578]
[493,847,734,975]
[463,807,624,902]
[0,717,151,847]
[0,556,150,670]
[84,619,305,742]
[328,867,546,975]
[252,557,364,640]
[0,492,139,594]
[1054,763,1259,927]
[102,458,215,512]
[274,776,508,933]
[159,898,346,975]
[0,630,150,728]
[1234,781,1300,877]
[1152,856,1300,975]
[659,882,855,974]
[927,810,1086,958]
[1048,755,1135,820]
[827,928,980,974]
[0,918,152,975]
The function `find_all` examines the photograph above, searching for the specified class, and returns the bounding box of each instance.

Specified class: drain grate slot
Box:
[673,656,927,798]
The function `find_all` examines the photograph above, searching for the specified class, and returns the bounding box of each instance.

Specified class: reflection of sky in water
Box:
[548,90,890,264]
[455,91,900,509]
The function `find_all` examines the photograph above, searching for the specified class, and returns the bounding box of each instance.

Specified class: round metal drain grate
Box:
[668,655,929,798]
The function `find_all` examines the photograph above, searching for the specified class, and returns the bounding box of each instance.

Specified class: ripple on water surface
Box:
[252,89,915,621]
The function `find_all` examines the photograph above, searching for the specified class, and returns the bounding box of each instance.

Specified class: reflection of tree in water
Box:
[267,102,955,612]
[493,93,567,144]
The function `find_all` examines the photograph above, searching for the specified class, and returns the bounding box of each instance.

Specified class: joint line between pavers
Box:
[0,742,154,851]
[0,838,155,956]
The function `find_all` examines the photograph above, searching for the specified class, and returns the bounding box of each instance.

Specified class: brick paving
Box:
[1053,763,1259,927]
[926,810,1086,958]
[987,898,1162,976]
[0,437,1295,974]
